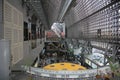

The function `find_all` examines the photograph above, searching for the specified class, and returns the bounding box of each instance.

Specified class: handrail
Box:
[22,66,111,78]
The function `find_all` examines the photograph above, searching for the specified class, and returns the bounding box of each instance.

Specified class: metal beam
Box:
[57,0,73,22]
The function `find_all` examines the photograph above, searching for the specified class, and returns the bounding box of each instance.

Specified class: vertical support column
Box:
[0,40,11,80]
[104,44,109,66]
[111,45,118,63]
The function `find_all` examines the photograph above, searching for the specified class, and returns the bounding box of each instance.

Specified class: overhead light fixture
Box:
[51,22,65,38]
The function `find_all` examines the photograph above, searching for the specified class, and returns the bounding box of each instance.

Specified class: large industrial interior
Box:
[0,0,120,80]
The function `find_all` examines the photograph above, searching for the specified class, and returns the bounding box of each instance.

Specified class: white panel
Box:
[4,1,23,65]
[19,13,23,27]
[4,2,12,22]
[13,29,17,43]
[13,9,18,25]
[4,27,12,41]
[12,47,18,64]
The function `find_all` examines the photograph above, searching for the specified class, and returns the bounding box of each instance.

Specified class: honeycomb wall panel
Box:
[4,1,23,65]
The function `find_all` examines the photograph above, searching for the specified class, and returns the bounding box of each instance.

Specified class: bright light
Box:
[119,9,120,13]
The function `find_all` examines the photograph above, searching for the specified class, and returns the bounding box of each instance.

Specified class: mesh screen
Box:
[65,0,120,43]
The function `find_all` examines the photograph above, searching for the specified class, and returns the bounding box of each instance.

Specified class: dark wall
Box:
[6,0,23,12]
[0,0,4,39]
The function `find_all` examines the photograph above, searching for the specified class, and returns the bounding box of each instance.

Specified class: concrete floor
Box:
[11,72,29,80]
[11,71,48,80]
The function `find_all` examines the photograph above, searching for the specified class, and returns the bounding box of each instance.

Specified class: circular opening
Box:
[71,64,75,67]
[60,64,64,65]
[50,65,55,67]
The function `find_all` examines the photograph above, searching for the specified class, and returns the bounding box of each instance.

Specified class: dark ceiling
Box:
[25,0,65,29]
[41,0,63,27]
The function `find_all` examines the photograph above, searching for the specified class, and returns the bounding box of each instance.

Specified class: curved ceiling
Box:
[41,0,63,27]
